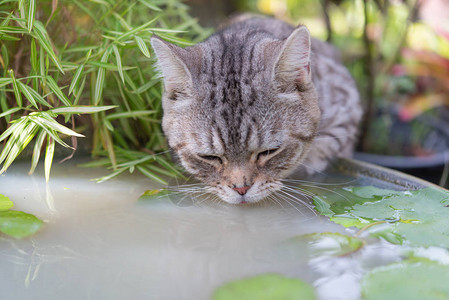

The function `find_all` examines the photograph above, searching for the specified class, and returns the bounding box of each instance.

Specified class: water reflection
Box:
[0,161,406,300]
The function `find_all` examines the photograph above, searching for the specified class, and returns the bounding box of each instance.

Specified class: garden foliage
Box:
[0,0,210,182]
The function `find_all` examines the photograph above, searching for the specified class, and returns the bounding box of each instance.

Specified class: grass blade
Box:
[112,45,124,83]
[68,64,84,95]
[29,130,47,175]
[33,21,64,74]
[44,136,55,183]
[45,76,71,106]
[136,165,168,185]
[27,0,35,32]
[32,113,84,138]
[17,81,38,108]
[50,105,117,114]
[8,70,22,107]
[134,35,151,58]
[93,48,111,105]
[104,110,156,120]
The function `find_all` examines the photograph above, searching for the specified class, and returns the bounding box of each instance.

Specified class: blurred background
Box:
[0,0,448,187]
[185,0,449,187]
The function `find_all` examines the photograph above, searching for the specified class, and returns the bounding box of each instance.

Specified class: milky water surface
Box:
[0,161,403,300]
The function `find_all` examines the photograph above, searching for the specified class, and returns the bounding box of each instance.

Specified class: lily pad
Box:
[313,186,449,248]
[0,210,43,238]
[0,194,14,211]
[294,232,365,257]
[212,273,316,300]
[362,260,449,300]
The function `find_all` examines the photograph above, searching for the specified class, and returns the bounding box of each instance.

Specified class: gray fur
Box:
[151,17,362,204]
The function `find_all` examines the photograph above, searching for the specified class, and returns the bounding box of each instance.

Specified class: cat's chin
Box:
[211,180,283,205]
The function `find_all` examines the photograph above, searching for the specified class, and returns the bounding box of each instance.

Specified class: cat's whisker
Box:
[280,184,321,198]
[272,191,309,216]
[276,189,317,216]
[282,178,357,186]
[267,194,286,210]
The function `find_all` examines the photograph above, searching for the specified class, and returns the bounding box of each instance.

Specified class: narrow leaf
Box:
[45,76,71,105]
[136,165,168,185]
[112,45,124,83]
[50,105,117,114]
[27,0,35,32]
[104,110,156,120]
[29,130,47,175]
[134,35,151,58]
[68,64,84,95]
[32,21,64,74]
[9,70,22,107]
[44,136,55,183]
[17,81,37,108]
[93,48,111,105]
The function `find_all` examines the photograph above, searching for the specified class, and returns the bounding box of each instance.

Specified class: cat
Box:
[150,16,362,205]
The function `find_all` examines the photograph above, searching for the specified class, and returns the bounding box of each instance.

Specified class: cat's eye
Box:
[198,154,223,165]
[257,148,280,161]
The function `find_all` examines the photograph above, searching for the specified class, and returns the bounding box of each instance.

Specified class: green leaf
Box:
[0,194,13,211]
[30,113,84,138]
[29,130,46,175]
[362,260,449,300]
[137,0,162,11]
[44,136,55,183]
[313,186,449,248]
[136,165,168,185]
[112,45,124,83]
[116,16,159,42]
[45,76,71,106]
[0,107,22,118]
[212,274,316,300]
[30,38,38,71]
[289,232,365,258]
[9,69,22,107]
[93,48,111,105]
[139,188,171,200]
[50,105,117,114]
[32,21,64,74]
[17,81,37,108]
[27,0,35,32]
[68,64,85,95]
[104,110,156,120]
[0,210,43,238]
[0,120,38,175]
[134,35,151,58]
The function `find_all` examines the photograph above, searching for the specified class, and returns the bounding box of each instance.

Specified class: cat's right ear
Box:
[150,35,197,101]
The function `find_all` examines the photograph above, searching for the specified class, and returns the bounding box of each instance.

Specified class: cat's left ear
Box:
[150,35,201,101]
[272,26,311,90]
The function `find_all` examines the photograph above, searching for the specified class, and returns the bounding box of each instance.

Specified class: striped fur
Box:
[151,17,362,204]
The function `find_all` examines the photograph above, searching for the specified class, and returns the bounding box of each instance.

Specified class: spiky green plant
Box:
[0,0,211,183]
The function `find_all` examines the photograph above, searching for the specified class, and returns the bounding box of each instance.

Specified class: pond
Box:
[1,159,448,300]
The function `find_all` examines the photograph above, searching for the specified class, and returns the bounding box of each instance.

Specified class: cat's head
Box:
[151,25,320,204]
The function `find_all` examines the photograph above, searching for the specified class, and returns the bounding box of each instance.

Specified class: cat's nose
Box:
[232,186,251,195]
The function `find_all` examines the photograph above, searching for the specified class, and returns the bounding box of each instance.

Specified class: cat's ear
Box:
[150,35,198,100]
[272,26,311,90]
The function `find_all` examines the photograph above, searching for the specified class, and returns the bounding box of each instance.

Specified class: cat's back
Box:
[213,16,363,174]
[216,17,341,61]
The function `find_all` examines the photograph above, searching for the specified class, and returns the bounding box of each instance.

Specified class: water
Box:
[0,160,404,300]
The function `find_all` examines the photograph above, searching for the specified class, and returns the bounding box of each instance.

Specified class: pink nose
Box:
[233,186,251,195]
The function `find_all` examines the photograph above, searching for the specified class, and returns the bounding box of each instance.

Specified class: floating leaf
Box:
[362,260,449,300]
[0,210,43,238]
[0,194,13,211]
[289,232,365,258]
[140,189,170,200]
[313,186,449,248]
[212,274,316,300]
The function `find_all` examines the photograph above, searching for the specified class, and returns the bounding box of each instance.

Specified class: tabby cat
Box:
[150,16,362,204]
